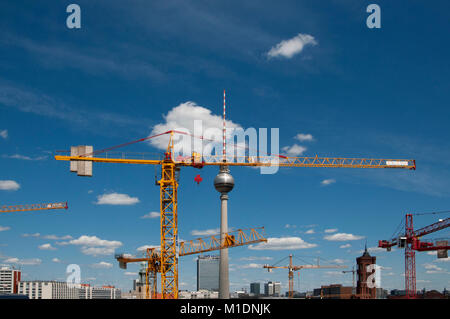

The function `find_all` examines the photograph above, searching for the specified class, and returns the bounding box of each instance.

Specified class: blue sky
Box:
[0,0,449,293]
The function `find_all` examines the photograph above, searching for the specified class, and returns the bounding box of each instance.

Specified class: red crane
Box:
[378,212,450,299]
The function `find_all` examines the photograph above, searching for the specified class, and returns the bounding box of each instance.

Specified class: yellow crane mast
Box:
[264,254,347,298]
[55,125,415,299]
[116,227,267,299]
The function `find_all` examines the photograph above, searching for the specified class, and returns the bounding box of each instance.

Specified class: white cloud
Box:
[423,263,448,274]
[91,261,113,269]
[0,226,11,232]
[4,257,42,265]
[141,212,160,219]
[190,228,220,237]
[0,180,20,191]
[239,263,263,269]
[321,179,336,186]
[281,144,307,156]
[295,133,314,142]
[42,234,73,240]
[67,235,123,256]
[267,33,317,59]
[137,245,159,252]
[248,237,317,250]
[324,228,338,233]
[52,258,61,263]
[124,272,137,276]
[305,229,315,234]
[285,224,296,229]
[149,101,242,154]
[0,129,8,139]
[331,259,346,264]
[95,193,139,205]
[239,256,273,261]
[38,243,56,250]
[339,244,351,249]
[81,247,115,256]
[22,233,41,238]
[2,154,47,161]
[69,235,122,248]
[324,233,364,241]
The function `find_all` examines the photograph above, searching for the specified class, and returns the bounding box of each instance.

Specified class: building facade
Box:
[0,266,21,294]
[18,281,79,299]
[18,281,121,299]
[356,245,377,299]
[197,255,219,292]
[250,282,261,296]
[264,281,281,297]
[78,284,121,299]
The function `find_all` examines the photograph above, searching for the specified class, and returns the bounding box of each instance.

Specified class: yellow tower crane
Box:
[0,202,68,213]
[116,227,267,299]
[264,254,347,298]
[55,119,415,299]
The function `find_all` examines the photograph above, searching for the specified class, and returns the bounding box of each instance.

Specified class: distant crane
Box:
[342,266,356,290]
[379,212,450,299]
[263,254,347,298]
[0,202,68,213]
[116,227,267,299]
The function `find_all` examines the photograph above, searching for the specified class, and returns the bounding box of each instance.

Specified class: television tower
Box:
[214,90,234,299]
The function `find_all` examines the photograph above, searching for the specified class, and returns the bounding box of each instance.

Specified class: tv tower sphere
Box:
[214,166,234,194]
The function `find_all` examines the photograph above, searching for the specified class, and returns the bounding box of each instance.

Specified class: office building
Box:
[264,281,281,297]
[0,266,21,294]
[250,282,261,296]
[78,284,121,299]
[197,255,219,291]
[18,281,79,299]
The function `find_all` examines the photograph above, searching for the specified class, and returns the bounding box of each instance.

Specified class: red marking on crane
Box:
[194,174,203,185]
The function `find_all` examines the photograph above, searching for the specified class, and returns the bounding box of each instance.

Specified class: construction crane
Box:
[379,212,450,299]
[116,227,267,299]
[0,202,68,213]
[342,266,356,290]
[54,93,415,299]
[263,254,347,298]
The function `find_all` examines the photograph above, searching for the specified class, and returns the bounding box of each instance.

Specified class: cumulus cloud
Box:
[305,229,315,234]
[0,129,8,139]
[281,144,307,156]
[69,235,122,248]
[248,237,317,250]
[148,101,242,155]
[52,258,61,263]
[295,133,314,142]
[339,244,351,249]
[324,228,338,233]
[239,256,273,261]
[38,243,56,250]
[0,226,11,232]
[65,235,123,256]
[0,180,20,191]
[4,257,42,265]
[321,179,336,186]
[267,33,317,59]
[95,193,139,205]
[141,212,160,219]
[91,261,113,269]
[137,245,159,252]
[239,263,263,269]
[324,233,364,241]
[190,228,220,237]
